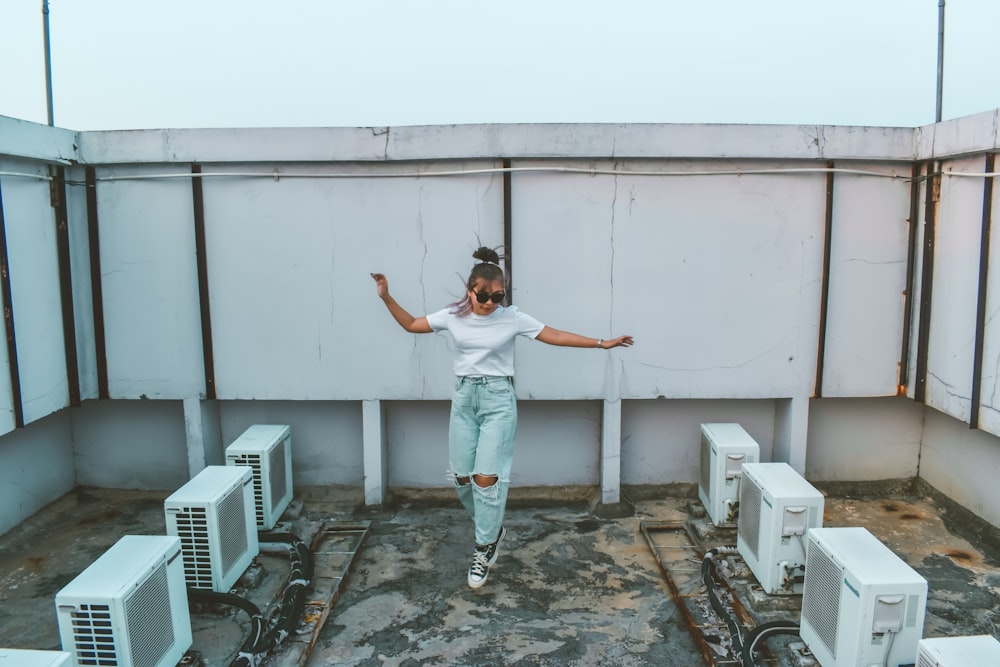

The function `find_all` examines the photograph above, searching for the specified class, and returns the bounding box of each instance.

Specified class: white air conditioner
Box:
[800,527,927,667]
[736,462,824,595]
[55,535,192,667]
[226,424,293,530]
[0,649,73,666]
[165,465,260,592]
[698,423,760,527]
[916,634,1000,666]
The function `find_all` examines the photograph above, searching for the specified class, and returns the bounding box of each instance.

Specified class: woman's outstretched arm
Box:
[535,326,634,350]
[371,273,433,333]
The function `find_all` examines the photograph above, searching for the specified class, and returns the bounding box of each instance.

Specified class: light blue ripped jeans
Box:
[449,375,517,546]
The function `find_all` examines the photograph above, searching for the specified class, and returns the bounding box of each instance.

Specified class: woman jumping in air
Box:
[372,246,633,588]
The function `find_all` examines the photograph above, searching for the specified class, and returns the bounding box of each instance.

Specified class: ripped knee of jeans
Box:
[472,473,499,488]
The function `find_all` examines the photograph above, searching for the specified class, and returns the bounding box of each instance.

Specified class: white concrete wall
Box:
[0,158,71,427]
[71,400,188,489]
[621,399,776,485]
[920,407,1000,529]
[805,397,924,481]
[219,400,363,486]
[0,410,74,537]
[5,113,1000,532]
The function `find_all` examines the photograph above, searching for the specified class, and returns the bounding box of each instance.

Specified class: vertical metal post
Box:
[86,168,110,399]
[191,164,217,399]
[0,184,24,427]
[936,0,946,122]
[970,154,995,429]
[53,168,81,407]
[915,164,940,403]
[42,0,54,126]
[898,162,924,393]
[814,162,835,397]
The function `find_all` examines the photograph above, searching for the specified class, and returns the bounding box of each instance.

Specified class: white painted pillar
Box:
[774,397,809,474]
[601,399,623,504]
[183,397,206,479]
[363,399,387,506]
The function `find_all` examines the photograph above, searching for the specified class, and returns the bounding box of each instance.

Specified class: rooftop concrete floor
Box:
[1,481,999,666]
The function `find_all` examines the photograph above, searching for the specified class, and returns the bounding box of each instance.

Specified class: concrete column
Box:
[601,399,622,504]
[363,399,387,506]
[774,397,809,474]
[183,397,222,479]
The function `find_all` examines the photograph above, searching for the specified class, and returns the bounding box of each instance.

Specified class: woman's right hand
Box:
[371,273,389,300]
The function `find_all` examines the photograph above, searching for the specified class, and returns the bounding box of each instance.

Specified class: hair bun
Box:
[472,246,501,265]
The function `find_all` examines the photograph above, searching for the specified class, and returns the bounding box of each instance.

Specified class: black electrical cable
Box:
[185,588,267,667]
[701,547,745,658]
[187,587,262,619]
[740,619,800,667]
[227,533,315,665]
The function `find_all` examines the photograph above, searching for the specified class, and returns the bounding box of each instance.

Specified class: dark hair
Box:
[449,246,506,316]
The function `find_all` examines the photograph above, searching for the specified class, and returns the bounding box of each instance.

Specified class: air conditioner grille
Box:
[231,454,265,525]
[739,474,762,559]
[916,649,935,667]
[174,507,213,589]
[70,603,118,666]
[802,540,843,659]
[124,561,175,667]
[699,435,711,498]
[218,485,249,576]
[269,439,288,514]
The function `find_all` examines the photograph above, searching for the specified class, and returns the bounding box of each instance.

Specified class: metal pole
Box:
[936,0,945,122]
[42,0,54,126]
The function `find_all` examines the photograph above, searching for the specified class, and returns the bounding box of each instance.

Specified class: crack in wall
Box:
[634,327,798,373]
[610,164,618,335]
[416,186,429,398]
[840,258,906,266]
[371,126,390,160]
[928,371,971,403]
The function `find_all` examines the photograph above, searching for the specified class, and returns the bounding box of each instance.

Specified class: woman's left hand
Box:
[605,335,634,349]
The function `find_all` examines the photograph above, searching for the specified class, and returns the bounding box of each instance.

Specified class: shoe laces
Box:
[470,548,489,575]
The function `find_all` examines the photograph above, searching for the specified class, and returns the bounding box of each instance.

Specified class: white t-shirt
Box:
[426,305,545,377]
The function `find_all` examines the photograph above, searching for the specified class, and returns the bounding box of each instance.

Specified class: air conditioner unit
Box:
[698,423,760,526]
[800,527,927,667]
[0,649,73,666]
[916,634,1000,666]
[55,535,192,667]
[165,465,260,592]
[226,424,293,530]
[736,462,824,594]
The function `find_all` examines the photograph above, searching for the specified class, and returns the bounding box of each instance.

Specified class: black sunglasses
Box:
[474,290,506,304]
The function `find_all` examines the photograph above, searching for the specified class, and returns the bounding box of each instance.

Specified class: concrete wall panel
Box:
[386,400,450,488]
[513,401,601,486]
[219,400,363,487]
[0,411,74,537]
[805,397,923,481]
[0,162,70,424]
[514,161,827,399]
[66,168,99,401]
[821,162,911,396]
[96,167,205,399]
[201,162,503,400]
[921,407,1000,529]
[977,166,1000,436]
[72,399,188,490]
[621,399,776,485]
[924,157,986,422]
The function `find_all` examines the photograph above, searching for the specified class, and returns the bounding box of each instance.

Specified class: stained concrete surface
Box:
[1,483,999,666]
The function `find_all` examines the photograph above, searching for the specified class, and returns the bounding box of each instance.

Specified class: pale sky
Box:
[2,0,1000,131]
